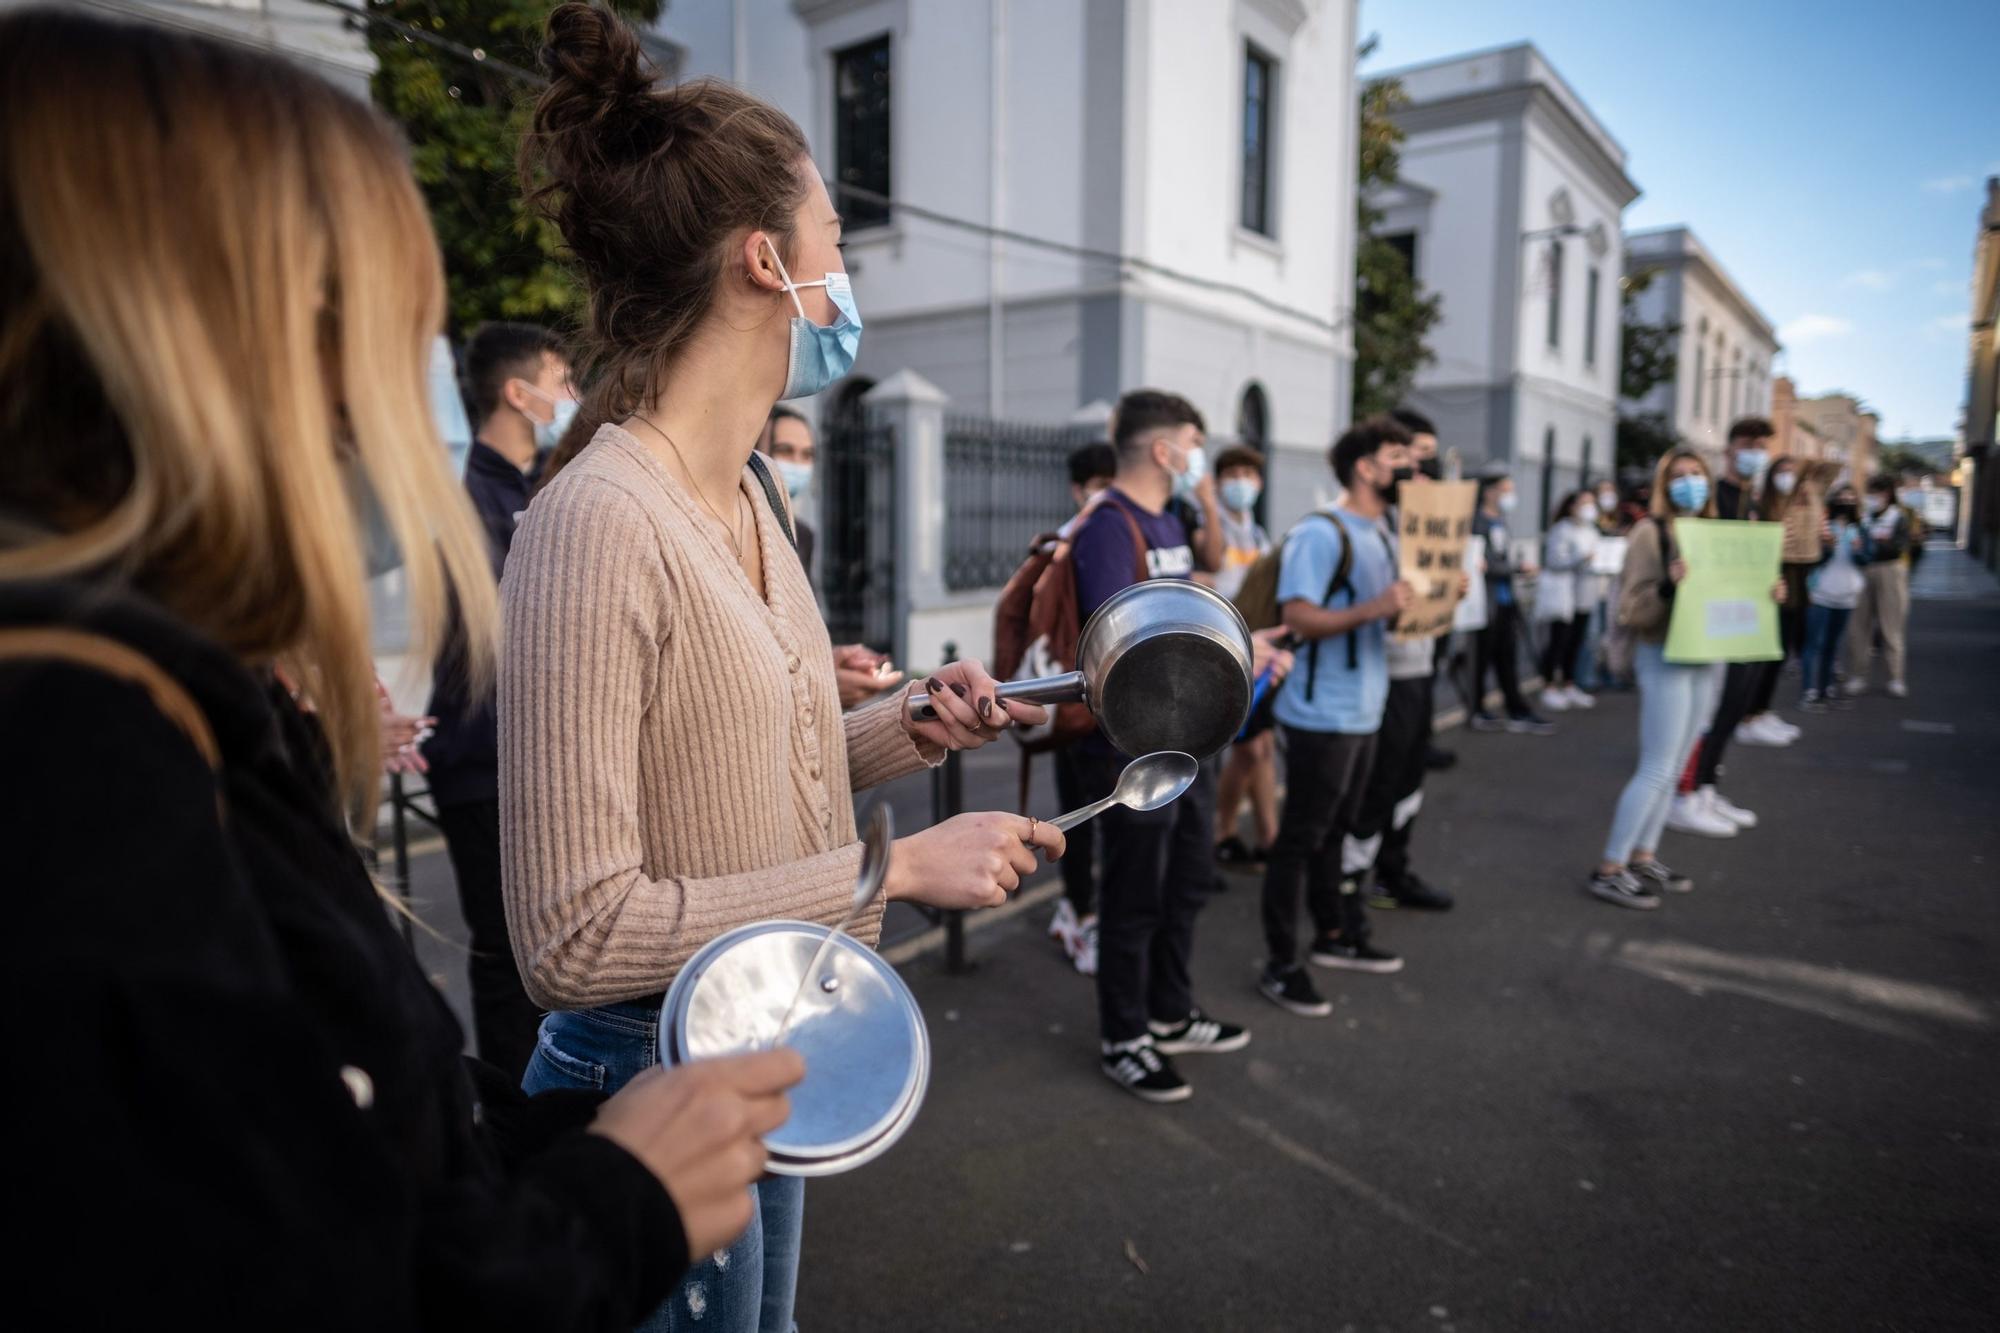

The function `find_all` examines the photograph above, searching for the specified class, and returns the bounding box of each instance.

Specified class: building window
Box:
[1581,434,1594,487]
[833,36,892,230]
[1240,45,1276,237]
[1236,382,1269,450]
[1382,231,1417,277]
[1545,240,1563,349]
[1539,429,1556,530]
[1584,267,1600,368]
[1712,337,1724,423]
[1693,339,1706,417]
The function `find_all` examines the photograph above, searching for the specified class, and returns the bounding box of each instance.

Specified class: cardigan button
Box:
[340,1065,375,1110]
[786,653,801,672]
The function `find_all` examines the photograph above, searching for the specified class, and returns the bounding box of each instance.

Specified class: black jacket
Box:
[423,441,529,806]
[0,580,685,1330]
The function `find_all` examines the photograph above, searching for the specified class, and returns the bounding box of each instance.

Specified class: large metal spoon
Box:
[772,803,894,1044]
[1047,751,1199,833]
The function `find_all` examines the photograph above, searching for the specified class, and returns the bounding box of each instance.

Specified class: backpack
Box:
[1236,512,1367,703]
[991,500,1148,753]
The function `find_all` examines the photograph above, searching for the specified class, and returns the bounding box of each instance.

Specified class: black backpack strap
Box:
[745,451,798,554]
[1302,513,1355,701]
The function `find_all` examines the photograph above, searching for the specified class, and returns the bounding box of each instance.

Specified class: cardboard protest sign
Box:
[1590,535,1629,577]
[1393,481,1478,642]
[1664,518,1783,663]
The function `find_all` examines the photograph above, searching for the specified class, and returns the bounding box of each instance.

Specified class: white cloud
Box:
[1780,314,1854,344]
[1929,313,1965,335]
[1922,175,1974,193]
[1912,257,1947,270]
[1933,278,1964,296]
[1842,269,1894,291]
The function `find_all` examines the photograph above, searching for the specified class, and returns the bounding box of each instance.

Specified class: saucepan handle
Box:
[907,671,1087,722]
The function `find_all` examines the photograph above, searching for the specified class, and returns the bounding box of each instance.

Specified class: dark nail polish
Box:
[926,677,944,693]
[978,696,994,718]
[950,683,968,699]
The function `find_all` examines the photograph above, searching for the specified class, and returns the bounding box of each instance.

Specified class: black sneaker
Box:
[1215,835,1253,865]
[1423,744,1459,771]
[1798,690,1828,714]
[1368,873,1455,912]
[1308,937,1404,974]
[1258,965,1332,1017]
[1100,1039,1192,1103]
[1506,711,1556,735]
[1148,1008,1251,1054]
[1587,868,1661,911]
[1469,710,1507,732]
[1630,859,1693,894]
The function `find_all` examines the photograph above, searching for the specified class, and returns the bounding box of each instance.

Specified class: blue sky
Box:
[1359,0,1998,441]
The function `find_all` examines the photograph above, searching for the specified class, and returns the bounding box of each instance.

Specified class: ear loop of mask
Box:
[763,237,832,320]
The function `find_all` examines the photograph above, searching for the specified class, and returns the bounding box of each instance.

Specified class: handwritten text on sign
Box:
[1393,481,1479,642]
[1664,518,1783,663]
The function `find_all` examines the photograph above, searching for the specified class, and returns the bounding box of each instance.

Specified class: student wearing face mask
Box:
[1535,490,1602,713]
[1586,450,1724,909]
[1845,474,1913,698]
[1801,485,1875,711]
[421,321,574,1081]
[1468,475,1554,734]
[755,408,900,709]
[1666,418,1780,839]
[1071,390,1253,1103]
[1258,417,1416,1019]
[1210,445,1280,867]
[505,11,1066,1326]
[1391,408,1462,771]
[1738,456,1814,744]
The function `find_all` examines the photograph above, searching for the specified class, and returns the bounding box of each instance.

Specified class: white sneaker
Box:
[1768,715,1802,740]
[1887,679,1908,699]
[1736,714,1793,748]
[1073,917,1099,977]
[1048,898,1080,954]
[1539,687,1571,713]
[1667,792,1739,838]
[1701,785,1758,829]
[1564,685,1597,709]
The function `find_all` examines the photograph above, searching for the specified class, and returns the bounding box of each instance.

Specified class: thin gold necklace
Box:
[633,414,746,557]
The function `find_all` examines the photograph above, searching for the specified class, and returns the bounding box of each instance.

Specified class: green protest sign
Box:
[1664,518,1783,663]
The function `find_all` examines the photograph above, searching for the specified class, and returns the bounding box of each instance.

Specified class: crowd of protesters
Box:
[0,3,1936,1329]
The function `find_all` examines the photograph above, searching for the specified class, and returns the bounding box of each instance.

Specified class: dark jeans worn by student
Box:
[1081,750,1221,1043]
[1261,726,1378,967]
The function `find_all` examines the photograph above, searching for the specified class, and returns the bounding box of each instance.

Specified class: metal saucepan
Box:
[909,580,1254,760]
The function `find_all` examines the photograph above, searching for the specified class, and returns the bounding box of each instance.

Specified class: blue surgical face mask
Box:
[1735,448,1769,478]
[768,239,863,400]
[1497,491,1517,515]
[341,453,402,577]
[519,382,578,451]
[1668,474,1710,513]
[1220,477,1262,513]
[774,458,813,500]
[1170,444,1207,502]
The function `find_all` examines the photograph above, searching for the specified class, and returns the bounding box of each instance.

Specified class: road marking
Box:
[1229,1113,1480,1258]
[1900,719,1956,735]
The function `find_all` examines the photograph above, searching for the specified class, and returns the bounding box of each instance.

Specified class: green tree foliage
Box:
[1352,79,1443,419]
[368,0,663,335]
[1615,267,1683,473]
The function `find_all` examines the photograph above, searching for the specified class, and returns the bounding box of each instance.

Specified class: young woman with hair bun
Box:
[502,7,1065,1328]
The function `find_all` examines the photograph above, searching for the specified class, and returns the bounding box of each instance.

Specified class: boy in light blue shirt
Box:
[1258,417,1415,1018]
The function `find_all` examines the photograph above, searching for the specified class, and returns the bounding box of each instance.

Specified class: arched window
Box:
[1236,382,1270,451]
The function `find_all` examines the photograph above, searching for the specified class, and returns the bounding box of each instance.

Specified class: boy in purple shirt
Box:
[1070,390,1251,1104]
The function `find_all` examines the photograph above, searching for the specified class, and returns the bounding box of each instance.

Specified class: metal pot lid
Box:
[661,921,928,1175]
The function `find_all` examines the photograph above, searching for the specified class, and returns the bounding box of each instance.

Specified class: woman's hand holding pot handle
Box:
[901,659,1048,751]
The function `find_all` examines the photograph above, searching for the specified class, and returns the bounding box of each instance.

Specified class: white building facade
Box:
[4,0,377,97]
[658,0,1359,529]
[1622,225,1779,456]
[1369,43,1638,532]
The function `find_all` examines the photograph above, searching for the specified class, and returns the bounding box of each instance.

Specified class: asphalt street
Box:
[398,547,1998,1332]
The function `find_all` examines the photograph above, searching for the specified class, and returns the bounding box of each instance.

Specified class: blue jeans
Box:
[1801,604,1852,696]
[1602,644,1722,865]
[523,1002,804,1333]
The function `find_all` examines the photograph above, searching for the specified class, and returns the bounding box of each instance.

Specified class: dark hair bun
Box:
[535,3,665,154]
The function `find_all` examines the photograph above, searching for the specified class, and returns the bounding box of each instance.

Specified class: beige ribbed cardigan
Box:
[498,425,941,1010]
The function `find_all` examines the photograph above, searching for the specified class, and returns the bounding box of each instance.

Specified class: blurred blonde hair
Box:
[0,9,496,816]
[1648,448,1718,522]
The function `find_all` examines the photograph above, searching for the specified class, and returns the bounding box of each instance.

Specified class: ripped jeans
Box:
[524,1001,804,1333]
